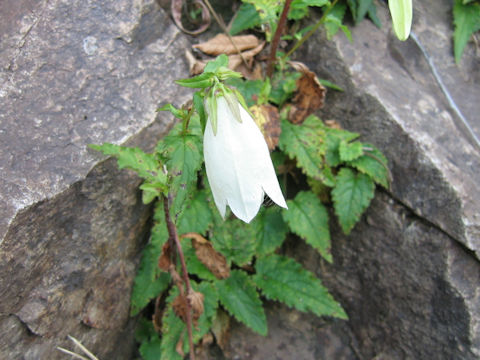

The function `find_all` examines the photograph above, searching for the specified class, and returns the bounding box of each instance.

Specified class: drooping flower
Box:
[203,91,287,223]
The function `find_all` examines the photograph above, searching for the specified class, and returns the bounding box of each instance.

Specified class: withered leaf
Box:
[171,0,211,36]
[158,242,173,272]
[288,61,326,124]
[182,233,230,279]
[172,291,205,327]
[185,49,207,76]
[211,309,231,352]
[250,104,281,151]
[227,41,265,69]
[193,34,260,55]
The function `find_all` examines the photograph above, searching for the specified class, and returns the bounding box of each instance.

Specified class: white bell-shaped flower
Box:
[204,93,287,223]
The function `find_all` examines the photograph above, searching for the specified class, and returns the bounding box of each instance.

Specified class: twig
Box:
[266,0,293,78]
[201,0,249,68]
[56,335,100,360]
[163,194,195,360]
[282,0,339,61]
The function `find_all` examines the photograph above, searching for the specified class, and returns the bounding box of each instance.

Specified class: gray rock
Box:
[224,1,480,359]
[0,0,190,358]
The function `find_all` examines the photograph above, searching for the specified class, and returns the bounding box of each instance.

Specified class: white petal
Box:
[204,96,287,223]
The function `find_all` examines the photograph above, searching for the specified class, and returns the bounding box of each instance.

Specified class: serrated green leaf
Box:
[89,143,165,184]
[204,54,229,73]
[324,127,359,167]
[230,2,263,35]
[279,115,330,184]
[211,218,257,266]
[175,72,215,89]
[136,318,163,360]
[254,254,347,319]
[339,140,364,161]
[157,129,203,216]
[325,3,350,40]
[348,144,389,188]
[332,168,375,234]
[176,190,213,235]
[215,270,267,335]
[252,207,289,256]
[453,0,480,63]
[130,211,170,316]
[282,191,332,262]
[139,182,164,204]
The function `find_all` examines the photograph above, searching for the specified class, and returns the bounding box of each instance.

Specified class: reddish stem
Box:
[163,195,195,360]
[266,0,293,78]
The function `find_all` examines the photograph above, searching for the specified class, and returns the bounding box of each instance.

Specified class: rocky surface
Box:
[226,1,480,359]
[0,0,190,358]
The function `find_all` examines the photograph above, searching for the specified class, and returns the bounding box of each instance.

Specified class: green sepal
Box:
[175,72,215,89]
[216,66,243,81]
[205,88,218,135]
[223,88,243,124]
[193,91,207,132]
[157,103,188,120]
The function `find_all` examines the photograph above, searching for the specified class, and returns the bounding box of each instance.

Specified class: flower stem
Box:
[163,194,195,360]
[266,0,293,78]
[282,0,339,61]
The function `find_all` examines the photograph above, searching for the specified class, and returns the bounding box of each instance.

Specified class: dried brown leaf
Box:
[250,104,281,150]
[324,119,343,129]
[182,233,230,279]
[211,309,231,352]
[158,242,172,272]
[185,50,207,76]
[227,41,265,69]
[193,34,260,55]
[288,61,326,124]
[171,0,211,36]
[188,290,205,324]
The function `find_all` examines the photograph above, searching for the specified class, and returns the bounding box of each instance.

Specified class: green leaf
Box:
[176,190,213,235]
[89,143,166,184]
[388,0,412,41]
[157,129,203,216]
[282,191,332,262]
[230,2,263,35]
[332,168,375,234]
[175,72,215,89]
[254,254,347,319]
[204,54,229,73]
[215,270,267,335]
[356,0,373,24]
[367,2,382,28]
[288,0,329,20]
[279,115,331,184]
[252,207,289,256]
[324,127,359,167]
[324,2,352,41]
[227,78,265,107]
[195,281,220,339]
[453,0,480,63]
[130,210,170,316]
[339,140,364,161]
[269,71,301,106]
[348,144,389,188]
[211,218,257,266]
[136,318,163,360]
[160,289,186,360]
[318,78,344,91]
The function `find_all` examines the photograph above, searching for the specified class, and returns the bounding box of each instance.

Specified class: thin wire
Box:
[410,31,480,151]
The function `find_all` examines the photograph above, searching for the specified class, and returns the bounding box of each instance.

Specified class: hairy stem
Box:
[282,0,339,61]
[266,0,293,78]
[163,194,195,360]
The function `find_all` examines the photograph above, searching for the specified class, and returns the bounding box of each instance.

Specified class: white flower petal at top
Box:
[204,96,287,223]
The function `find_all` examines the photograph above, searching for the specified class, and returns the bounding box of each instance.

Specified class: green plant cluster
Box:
[91,56,388,359]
